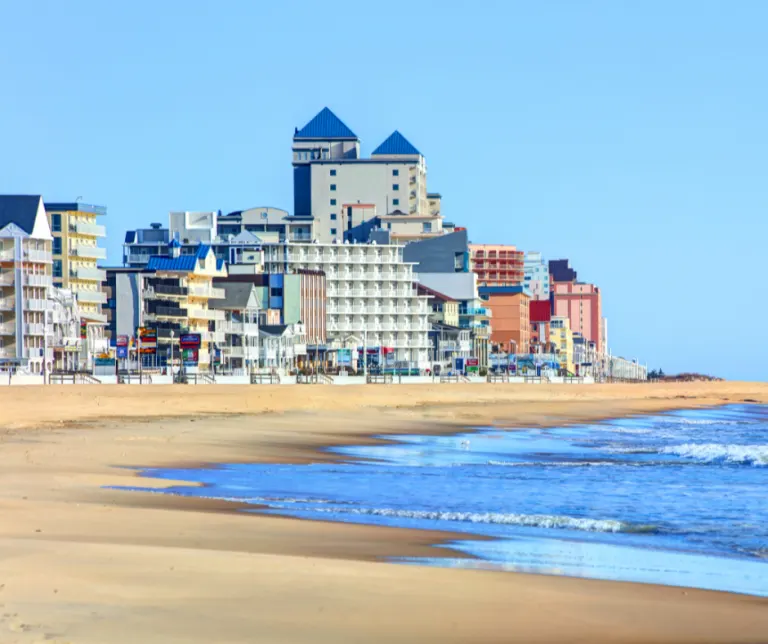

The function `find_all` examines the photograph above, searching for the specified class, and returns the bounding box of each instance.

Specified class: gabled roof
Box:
[229,229,263,244]
[209,282,258,311]
[295,107,357,139]
[146,244,212,272]
[0,195,42,235]
[372,130,420,156]
[417,282,457,303]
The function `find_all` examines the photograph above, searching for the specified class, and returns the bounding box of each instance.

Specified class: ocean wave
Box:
[675,419,741,425]
[660,444,768,466]
[488,460,615,468]
[312,506,656,534]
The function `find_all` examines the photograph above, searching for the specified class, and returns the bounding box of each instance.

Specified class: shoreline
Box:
[2,382,768,643]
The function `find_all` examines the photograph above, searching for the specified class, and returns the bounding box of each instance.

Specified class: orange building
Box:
[469,244,524,286]
[478,286,530,354]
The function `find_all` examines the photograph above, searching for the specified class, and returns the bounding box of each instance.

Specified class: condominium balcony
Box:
[0,321,15,335]
[25,323,45,336]
[460,307,491,317]
[0,271,14,286]
[126,253,151,265]
[0,297,13,310]
[80,310,108,324]
[70,221,106,237]
[72,244,107,260]
[24,249,52,264]
[145,305,187,320]
[185,305,225,321]
[25,298,47,311]
[75,290,107,305]
[70,266,106,282]
[188,284,226,299]
[0,248,15,262]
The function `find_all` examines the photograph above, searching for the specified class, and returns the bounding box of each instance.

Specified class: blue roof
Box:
[146,244,212,272]
[372,130,420,156]
[0,195,42,234]
[295,107,357,139]
[168,238,181,248]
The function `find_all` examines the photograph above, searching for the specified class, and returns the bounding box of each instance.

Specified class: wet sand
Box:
[1,382,767,643]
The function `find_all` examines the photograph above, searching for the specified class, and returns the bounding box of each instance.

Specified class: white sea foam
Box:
[312,507,655,533]
[675,419,740,426]
[660,443,768,466]
[488,460,614,468]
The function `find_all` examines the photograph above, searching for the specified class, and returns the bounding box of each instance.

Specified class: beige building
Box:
[144,242,227,369]
[292,108,446,244]
[0,196,54,374]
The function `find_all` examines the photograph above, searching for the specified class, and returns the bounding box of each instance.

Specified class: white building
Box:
[523,251,550,300]
[292,108,445,244]
[48,287,84,372]
[0,196,54,374]
[263,242,430,369]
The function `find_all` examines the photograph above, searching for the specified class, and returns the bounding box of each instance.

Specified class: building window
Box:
[423,222,432,233]
[330,184,337,191]
[330,228,337,235]
[52,237,62,255]
[51,214,61,232]
[330,199,336,206]
[330,213,337,221]
[393,199,399,206]
[387,223,392,230]
[392,184,399,191]
[53,260,62,278]
[392,169,399,176]
[330,169,336,176]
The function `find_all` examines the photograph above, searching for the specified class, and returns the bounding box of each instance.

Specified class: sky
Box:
[1,0,766,380]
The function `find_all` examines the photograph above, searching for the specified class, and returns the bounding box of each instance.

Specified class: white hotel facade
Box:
[263,242,430,369]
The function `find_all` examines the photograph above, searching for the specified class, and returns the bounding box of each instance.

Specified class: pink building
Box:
[552,282,603,353]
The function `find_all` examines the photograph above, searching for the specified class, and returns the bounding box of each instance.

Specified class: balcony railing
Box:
[188,284,226,299]
[80,311,108,324]
[0,322,16,335]
[75,290,107,304]
[72,245,107,260]
[0,297,13,310]
[25,323,45,335]
[25,298,47,311]
[70,222,106,237]
[24,249,52,263]
[70,266,106,282]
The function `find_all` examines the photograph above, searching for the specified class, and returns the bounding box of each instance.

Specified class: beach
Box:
[1,382,767,643]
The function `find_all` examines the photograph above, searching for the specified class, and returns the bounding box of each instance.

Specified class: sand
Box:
[0,381,767,643]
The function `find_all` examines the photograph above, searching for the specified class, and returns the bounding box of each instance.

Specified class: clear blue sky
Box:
[2,1,766,380]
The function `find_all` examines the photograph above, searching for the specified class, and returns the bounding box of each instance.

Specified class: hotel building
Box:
[263,242,430,369]
[292,108,445,243]
[523,251,550,300]
[44,202,107,324]
[0,196,54,374]
[469,244,525,287]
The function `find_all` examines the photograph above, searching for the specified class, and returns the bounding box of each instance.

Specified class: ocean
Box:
[129,404,768,596]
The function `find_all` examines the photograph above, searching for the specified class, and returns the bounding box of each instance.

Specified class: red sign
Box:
[116,335,129,347]
[466,358,479,367]
[179,333,201,350]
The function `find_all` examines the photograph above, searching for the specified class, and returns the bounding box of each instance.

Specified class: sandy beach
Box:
[1,381,767,643]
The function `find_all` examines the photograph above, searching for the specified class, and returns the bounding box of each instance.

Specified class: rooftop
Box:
[0,195,42,235]
[146,244,212,272]
[372,130,421,156]
[295,107,357,140]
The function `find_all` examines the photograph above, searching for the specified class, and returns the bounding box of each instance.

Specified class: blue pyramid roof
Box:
[147,243,212,272]
[295,107,357,139]
[372,130,421,156]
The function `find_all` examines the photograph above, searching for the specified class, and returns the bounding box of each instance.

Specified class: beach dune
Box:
[0,381,767,643]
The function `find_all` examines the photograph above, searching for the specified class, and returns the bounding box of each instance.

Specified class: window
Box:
[330,169,336,176]
[392,169,399,176]
[52,237,62,255]
[387,223,392,230]
[392,198,399,206]
[392,184,399,191]
[330,198,336,206]
[270,287,282,297]
[53,260,62,278]
[422,222,432,233]
[330,228,337,236]
[330,184,337,191]
[51,214,61,232]
[330,213,337,220]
